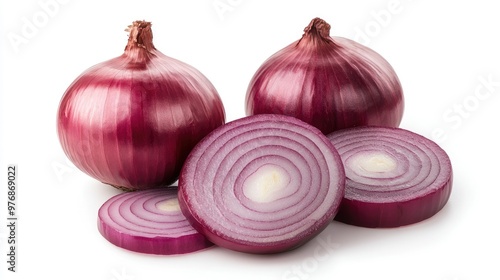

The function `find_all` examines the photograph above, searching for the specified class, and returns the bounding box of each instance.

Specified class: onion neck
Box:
[124,20,156,64]
[125,20,155,51]
[298,17,334,47]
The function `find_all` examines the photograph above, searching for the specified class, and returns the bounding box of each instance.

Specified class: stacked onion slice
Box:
[98,188,213,255]
[178,114,345,254]
[327,126,453,228]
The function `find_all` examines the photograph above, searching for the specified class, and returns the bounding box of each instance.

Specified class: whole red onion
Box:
[57,20,225,191]
[245,18,404,135]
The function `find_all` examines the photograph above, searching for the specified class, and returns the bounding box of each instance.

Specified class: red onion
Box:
[98,187,213,255]
[327,126,453,228]
[57,21,225,191]
[245,17,404,135]
[178,114,345,254]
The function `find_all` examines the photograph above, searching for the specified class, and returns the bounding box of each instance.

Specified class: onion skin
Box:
[327,126,453,228]
[57,21,225,191]
[178,114,345,254]
[246,18,404,135]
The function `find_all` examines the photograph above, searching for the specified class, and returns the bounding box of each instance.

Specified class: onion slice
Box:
[327,126,453,228]
[178,114,345,254]
[98,188,213,255]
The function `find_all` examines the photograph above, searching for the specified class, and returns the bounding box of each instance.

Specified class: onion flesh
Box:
[327,126,453,228]
[98,187,213,255]
[57,20,225,191]
[246,17,404,135]
[178,114,345,254]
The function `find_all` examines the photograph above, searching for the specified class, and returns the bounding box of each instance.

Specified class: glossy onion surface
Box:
[178,114,345,254]
[327,126,453,228]
[57,21,225,190]
[246,18,404,135]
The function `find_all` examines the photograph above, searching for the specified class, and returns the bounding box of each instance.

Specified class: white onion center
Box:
[243,164,290,203]
[349,152,397,174]
[156,198,181,212]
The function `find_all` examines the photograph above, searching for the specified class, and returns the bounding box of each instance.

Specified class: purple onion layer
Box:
[179,114,345,254]
[327,126,453,228]
[98,187,214,255]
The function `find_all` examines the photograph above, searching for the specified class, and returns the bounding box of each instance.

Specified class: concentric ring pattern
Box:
[98,188,213,255]
[327,126,453,227]
[179,114,345,253]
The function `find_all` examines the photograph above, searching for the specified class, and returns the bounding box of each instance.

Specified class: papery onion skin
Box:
[57,21,225,191]
[98,187,213,255]
[246,17,404,135]
[178,114,345,254]
[327,126,453,228]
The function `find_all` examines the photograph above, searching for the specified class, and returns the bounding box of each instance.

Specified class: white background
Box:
[1,0,499,279]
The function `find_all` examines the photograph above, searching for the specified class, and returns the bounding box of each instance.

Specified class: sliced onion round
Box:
[98,187,213,255]
[178,114,345,254]
[327,126,453,228]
